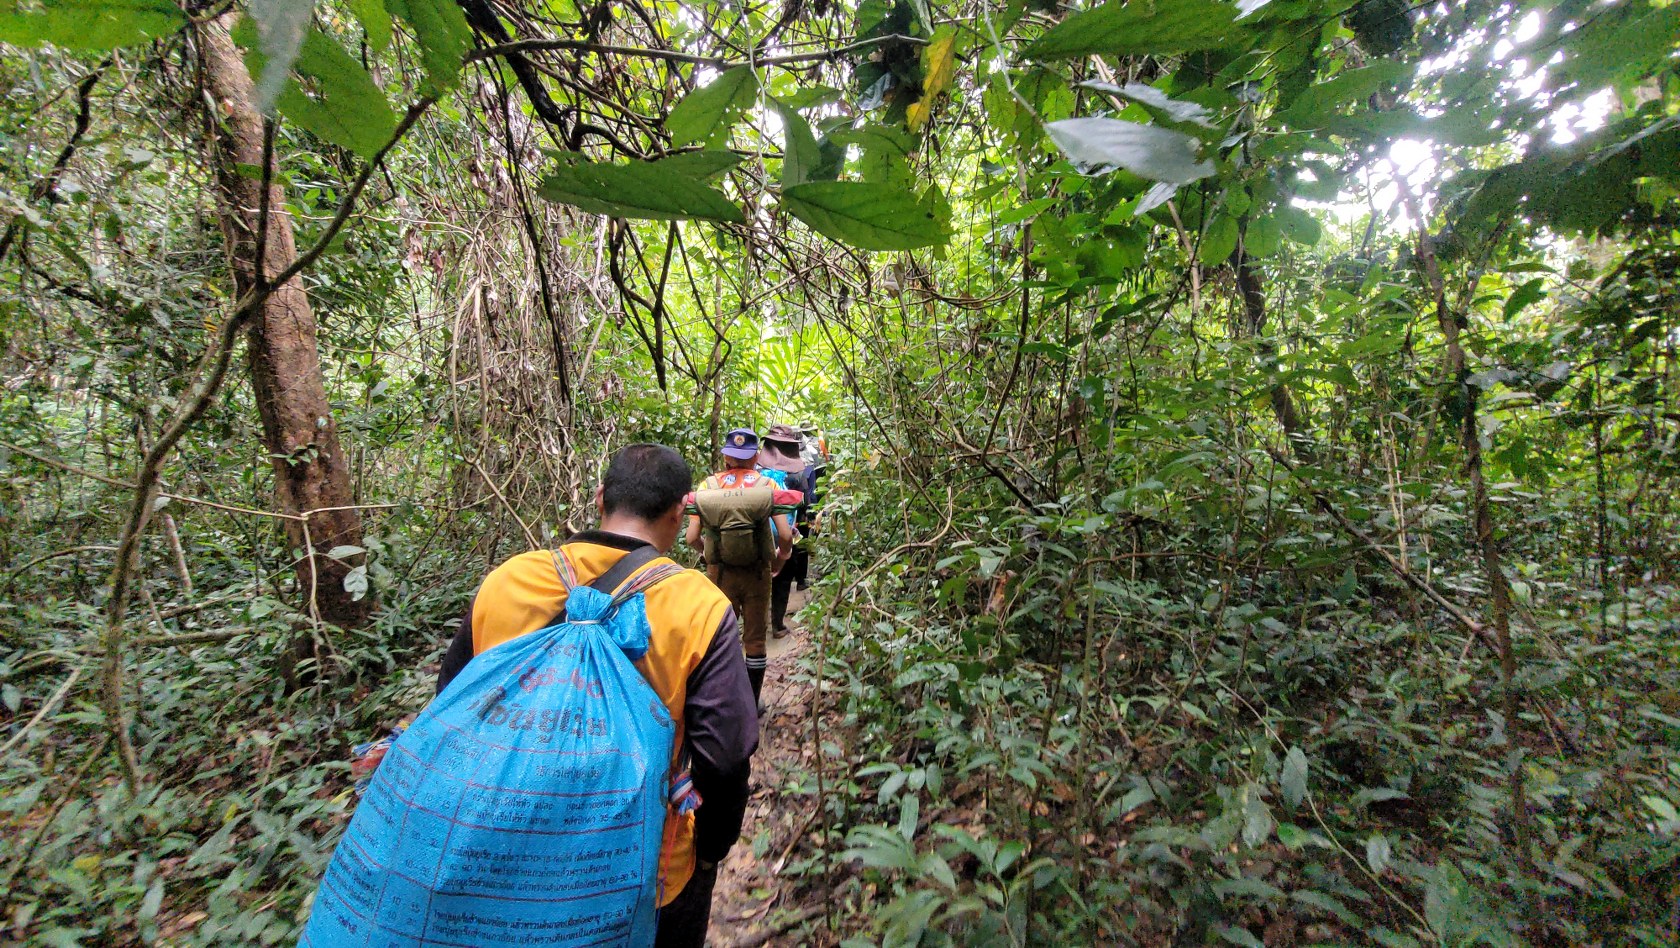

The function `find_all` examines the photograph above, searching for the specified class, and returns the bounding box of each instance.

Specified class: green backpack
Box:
[693,481,776,567]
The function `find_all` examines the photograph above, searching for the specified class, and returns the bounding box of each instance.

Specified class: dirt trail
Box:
[708,589,825,947]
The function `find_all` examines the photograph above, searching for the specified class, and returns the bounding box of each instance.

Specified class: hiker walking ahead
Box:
[435,444,757,948]
[759,423,811,636]
[686,428,795,706]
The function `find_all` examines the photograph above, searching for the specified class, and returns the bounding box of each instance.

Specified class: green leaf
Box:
[1277,61,1411,127]
[247,0,315,112]
[0,0,183,51]
[539,160,744,224]
[1643,794,1680,823]
[1365,833,1392,875]
[1291,889,1359,925]
[342,564,369,600]
[1280,746,1309,808]
[1275,203,1322,246]
[248,25,397,158]
[879,769,909,804]
[1119,781,1156,814]
[1241,786,1275,846]
[856,0,901,38]
[1352,785,1410,808]
[783,181,951,251]
[1245,212,1282,257]
[280,36,396,158]
[1423,861,1474,943]
[1558,4,1680,93]
[1047,118,1215,184]
[384,0,471,92]
[1025,0,1243,60]
[346,0,392,51]
[1082,80,1214,127]
[667,66,758,148]
[775,99,824,188]
[1275,822,1308,849]
[139,877,165,921]
[898,794,920,840]
[779,84,843,110]
[650,151,744,180]
[830,124,917,186]
[1199,214,1238,266]
[1215,924,1266,948]
[1502,278,1545,321]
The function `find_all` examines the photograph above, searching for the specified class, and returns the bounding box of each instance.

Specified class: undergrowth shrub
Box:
[780,492,1680,947]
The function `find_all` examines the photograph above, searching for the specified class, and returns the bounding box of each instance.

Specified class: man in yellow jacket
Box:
[437,444,758,947]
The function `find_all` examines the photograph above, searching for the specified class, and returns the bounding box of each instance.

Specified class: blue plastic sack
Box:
[301,582,676,947]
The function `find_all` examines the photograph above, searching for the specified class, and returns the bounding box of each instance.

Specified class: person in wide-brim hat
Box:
[758,423,805,474]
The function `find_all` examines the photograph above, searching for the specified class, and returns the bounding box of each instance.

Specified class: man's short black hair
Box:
[601,444,691,520]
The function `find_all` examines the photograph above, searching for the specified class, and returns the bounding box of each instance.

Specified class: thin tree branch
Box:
[0,60,109,264]
[467,32,926,71]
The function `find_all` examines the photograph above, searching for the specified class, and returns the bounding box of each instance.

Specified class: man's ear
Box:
[594,483,605,515]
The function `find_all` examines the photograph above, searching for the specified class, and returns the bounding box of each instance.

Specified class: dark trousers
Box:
[709,562,770,700]
[770,547,808,631]
[708,562,770,660]
[655,862,719,948]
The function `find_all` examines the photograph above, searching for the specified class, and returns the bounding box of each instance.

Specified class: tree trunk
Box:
[198,15,372,628]
[1402,190,1525,853]
[1231,235,1308,453]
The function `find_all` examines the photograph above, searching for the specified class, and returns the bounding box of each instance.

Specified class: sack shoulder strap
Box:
[588,544,663,595]
[552,542,683,600]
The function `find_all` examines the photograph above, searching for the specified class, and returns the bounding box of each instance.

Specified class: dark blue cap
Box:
[720,427,759,459]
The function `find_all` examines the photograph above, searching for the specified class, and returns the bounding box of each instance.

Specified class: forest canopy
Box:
[3,0,1680,944]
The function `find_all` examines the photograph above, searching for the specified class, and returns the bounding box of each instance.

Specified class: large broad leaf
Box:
[247,0,315,111]
[384,0,471,92]
[857,0,912,39]
[0,0,183,51]
[1198,213,1238,266]
[538,160,744,224]
[829,124,917,186]
[1024,0,1242,60]
[775,100,825,188]
[1276,60,1411,127]
[1556,3,1680,94]
[1461,118,1680,237]
[667,65,758,148]
[1081,81,1214,127]
[649,151,743,180]
[1280,746,1309,808]
[1046,118,1215,184]
[1274,203,1322,246]
[783,181,950,250]
[345,0,392,52]
[1245,211,1282,256]
[906,25,957,132]
[242,23,397,158]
